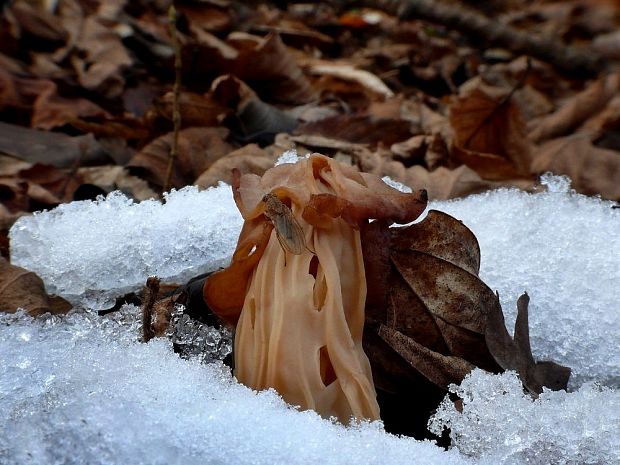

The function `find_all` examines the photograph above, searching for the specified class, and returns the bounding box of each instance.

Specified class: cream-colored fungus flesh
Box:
[203,154,427,423]
[235,211,379,422]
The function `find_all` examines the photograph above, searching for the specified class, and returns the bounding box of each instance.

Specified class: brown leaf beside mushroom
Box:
[204,153,427,423]
[360,209,570,437]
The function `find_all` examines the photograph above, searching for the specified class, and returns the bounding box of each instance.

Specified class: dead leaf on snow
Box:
[360,212,502,392]
[531,134,620,200]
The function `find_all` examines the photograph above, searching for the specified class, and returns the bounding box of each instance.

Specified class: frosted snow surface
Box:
[4,172,620,464]
[0,310,471,465]
[431,174,620,388]
[429,370,620,465]
[9,185,242,309]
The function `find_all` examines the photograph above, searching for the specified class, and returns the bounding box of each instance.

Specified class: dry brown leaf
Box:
[390,210,480,275]
[391,135,428,165]
[529,73,620,143]
[0,257,71,315]
[0,122,109,168]
[287,134,368,152]
[450,85,532,178]
[30,80,109,130]
[229,32,318,104]
[251,20,334,47]
[361,210,502,387]
[9,1,68,43]
[531,134,620,200]
[0,69,108,129]
[593,30,620,60]
[377,324,475,388]
[211,75,298,143]
[404,165,532,201]
[362,211,568,397]
[580,95,620,142]
[154,91,231,128]
[307,62,394,98]
[0,155,31,177]
[177,3,234,34]
[485,293,570,395]
[19,163,82,204]
[78,166,158,201]
[0,178,29,213]
[128,127,233,189]
[297,114,413,147]
[194,144,273,188]
[71,16,133,99]
[69,117,150,143]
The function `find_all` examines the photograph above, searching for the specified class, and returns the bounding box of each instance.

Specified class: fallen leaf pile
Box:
[1,0,619,256]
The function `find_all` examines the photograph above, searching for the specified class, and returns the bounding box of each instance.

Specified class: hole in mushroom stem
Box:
[313,273,327,311]
[319,345,337,387]
[308,255,319,278]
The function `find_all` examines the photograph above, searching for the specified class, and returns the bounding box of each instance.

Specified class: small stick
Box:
[347,0,603,77]
[142,276,160,342]
[163,4,182,194]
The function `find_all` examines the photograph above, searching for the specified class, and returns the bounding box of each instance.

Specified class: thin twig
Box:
[345,0,604,77]
[142,276,160,342]
[163,4,182,195]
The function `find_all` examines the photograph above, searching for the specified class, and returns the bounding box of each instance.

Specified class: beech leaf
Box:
[450,85,532,178]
